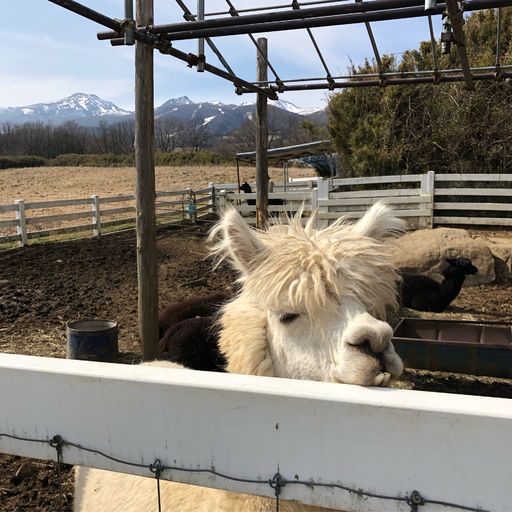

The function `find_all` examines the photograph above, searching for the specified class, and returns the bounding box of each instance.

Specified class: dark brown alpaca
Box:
[158,292,231,372]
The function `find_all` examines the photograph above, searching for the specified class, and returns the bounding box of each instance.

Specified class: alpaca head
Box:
[210,202,405,387]
[443,258,478,277]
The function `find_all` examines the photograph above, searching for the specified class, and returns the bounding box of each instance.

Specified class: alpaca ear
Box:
[352,201,405,240]
[216,207,265,274]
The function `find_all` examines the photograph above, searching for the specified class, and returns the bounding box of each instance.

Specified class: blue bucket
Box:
[67,319,119,362]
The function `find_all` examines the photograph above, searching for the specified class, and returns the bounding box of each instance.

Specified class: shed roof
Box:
[235,140,333,165]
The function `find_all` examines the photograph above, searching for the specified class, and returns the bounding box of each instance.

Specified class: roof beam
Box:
[142,0,512,41]
[48,0,276,99]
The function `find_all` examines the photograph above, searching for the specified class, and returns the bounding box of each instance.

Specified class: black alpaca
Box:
[400,258,478,313]
[239,181,284,211]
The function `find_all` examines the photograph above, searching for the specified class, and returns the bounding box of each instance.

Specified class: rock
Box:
[476,236,512,282]
[392,228,495,285]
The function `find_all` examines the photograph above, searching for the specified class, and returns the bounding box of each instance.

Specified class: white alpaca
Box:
[74,203,405,512]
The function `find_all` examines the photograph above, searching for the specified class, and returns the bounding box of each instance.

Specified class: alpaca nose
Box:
[341,313,393,353]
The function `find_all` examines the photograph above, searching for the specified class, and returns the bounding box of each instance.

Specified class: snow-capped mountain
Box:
[269,99,324,116]
[0,93,327,134]
[0,93,131,126]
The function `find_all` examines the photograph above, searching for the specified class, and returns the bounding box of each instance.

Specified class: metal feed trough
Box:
[392,317,512,378]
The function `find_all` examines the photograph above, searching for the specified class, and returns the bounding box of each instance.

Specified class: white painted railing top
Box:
[331,174,423,187]
[1,353,511,512]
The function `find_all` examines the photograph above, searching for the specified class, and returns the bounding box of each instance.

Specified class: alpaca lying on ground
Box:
[158,292,231,338]
[75,203,405,511]
[158,292,230,371]
[400,257,478,313]
[159,315,226,371]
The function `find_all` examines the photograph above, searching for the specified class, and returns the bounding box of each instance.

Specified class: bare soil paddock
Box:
[1,165,511,510]
[0,164,315,204]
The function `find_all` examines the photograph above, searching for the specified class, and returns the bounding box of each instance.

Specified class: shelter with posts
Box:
[235,140,336,191]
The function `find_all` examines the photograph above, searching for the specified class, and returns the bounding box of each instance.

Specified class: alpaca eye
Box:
[279,313,299,324]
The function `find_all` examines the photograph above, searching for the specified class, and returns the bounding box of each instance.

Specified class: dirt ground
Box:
[1,220,512,511]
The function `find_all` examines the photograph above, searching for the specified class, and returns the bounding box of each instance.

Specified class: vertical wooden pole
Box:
[135,0,158,361]
[255,38,269,230]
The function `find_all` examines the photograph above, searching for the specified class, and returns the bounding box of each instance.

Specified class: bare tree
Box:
[155,118,182,152]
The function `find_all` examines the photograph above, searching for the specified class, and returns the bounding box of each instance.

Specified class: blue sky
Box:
[1,1,442,111]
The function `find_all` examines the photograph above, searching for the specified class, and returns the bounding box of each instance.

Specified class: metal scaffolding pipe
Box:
[445,0,474,90]
[48,0,121,30]
[197,0,205,71]
[124,0,135,45]
[174,0,236,75]
[267,71,512,91]
[137,0,512,41]
[52,0,275,98]
[153,0,430,34]
[224,0,282,83]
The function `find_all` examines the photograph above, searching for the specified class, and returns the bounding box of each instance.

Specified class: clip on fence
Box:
[150,458,164,512]
[50,434,65,512]
[269,471,286,512]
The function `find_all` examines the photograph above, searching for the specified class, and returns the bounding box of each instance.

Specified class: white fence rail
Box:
[2,173,511,247]
[223,172,512,229]
[0,188,213,247]
[1,353,511,512]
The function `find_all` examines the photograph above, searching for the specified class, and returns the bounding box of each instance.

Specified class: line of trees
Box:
[327,9,512,176]
[0,111,327,161]
[0,118,216,159]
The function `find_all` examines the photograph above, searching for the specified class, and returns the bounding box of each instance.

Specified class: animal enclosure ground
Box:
[1,221,512,511]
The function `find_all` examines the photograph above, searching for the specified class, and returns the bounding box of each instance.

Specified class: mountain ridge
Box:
[0,93,327,134]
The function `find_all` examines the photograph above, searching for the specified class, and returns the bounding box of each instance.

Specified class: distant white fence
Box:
[222,172,512,229]
[1,353,512,512]
[2,172,511,247]
[0,187,213,247]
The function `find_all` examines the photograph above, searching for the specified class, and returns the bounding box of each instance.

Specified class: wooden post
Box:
[255,38,269,230]
[135,0,158,361]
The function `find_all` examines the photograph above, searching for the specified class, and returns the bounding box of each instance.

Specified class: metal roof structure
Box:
[51,0,512,97]
[236,140,333,164]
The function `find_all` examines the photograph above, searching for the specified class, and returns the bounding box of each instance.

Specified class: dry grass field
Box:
[0,164,316,204]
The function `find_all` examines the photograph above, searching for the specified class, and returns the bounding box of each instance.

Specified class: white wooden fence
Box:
[222,172,512,229]
[1,353,511,512]
[0,187,213,247]
[1,173,511,247]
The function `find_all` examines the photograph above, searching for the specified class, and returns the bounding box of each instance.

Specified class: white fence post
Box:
[208,182,215,214]
[217,190,227,212]
[420,171,435,228]
[311,186,318,213]
[317,177,330,228]
[15,199,27,247]
[91,195,101,237]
